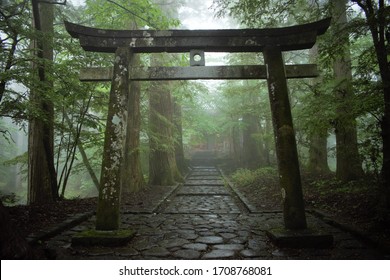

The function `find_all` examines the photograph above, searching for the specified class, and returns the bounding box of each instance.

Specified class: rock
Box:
[195,236,224,244]
[240,249,266,258]
[173,249,201,259]
[115,247,139,257]
[160,238,189,248]
[182,243,208,251]
[202,250,235,259]
[248,239,268,250]
[143,247,171,257]
[213,244,245,251]
[219,233,237,240]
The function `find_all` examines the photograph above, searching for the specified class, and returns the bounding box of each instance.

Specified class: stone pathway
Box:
[159,166,242,215]
[42,158,387,260]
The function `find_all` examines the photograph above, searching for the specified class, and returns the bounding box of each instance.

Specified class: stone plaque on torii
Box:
[65,18,333,247]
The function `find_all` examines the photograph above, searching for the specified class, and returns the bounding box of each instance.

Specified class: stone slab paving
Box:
[161,196,241,214]
[160,166,242,214]
[191,171,220,176]
[41,163,387,260]
[186,175,222,180]
[45,212,384,260]
[177,186,230,195]
[184,179,225,186]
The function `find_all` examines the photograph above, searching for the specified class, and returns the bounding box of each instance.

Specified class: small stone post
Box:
[96,47,132,230]
[263,46,307,230]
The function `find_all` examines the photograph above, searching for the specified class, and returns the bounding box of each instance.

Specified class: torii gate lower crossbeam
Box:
[65,19,332,247]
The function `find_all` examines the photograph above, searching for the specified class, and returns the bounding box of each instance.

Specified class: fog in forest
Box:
[0,0,343,204]
[1,0,389,265]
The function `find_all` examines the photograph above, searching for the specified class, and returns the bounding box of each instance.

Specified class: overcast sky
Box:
[67,0,236,30]
[178,0,236,29]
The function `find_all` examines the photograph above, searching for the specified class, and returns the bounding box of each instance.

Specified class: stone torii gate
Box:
[65,18,332,246]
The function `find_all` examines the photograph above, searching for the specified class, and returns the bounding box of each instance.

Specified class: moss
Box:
[72,229,135,247]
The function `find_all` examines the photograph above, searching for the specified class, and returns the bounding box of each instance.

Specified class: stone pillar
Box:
[96,47,131,230]
[263,46,307,230]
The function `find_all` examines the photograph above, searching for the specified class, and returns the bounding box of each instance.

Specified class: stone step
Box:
[187,175,221,179]
[184,179,224,186]
[177,186,230,195]
[191,172,220,176]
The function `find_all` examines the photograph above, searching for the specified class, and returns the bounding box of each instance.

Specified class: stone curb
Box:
[151,183,182,213]
[218,168,257,213]
[27,211,95,245]
[308,208,390,255]
[151,171,192,214]
[122,183,182,214]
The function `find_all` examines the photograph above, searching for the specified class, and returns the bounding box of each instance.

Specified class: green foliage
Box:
[84,0,180,29]
[358,115,383,175]
[216,0,385,174]
[231,167,278,188]
[177,81,224,148]
[0,192,20,205]
[0,0,387,204]
[231,168,257,187]
[0,0,182,202]
[212,0,326,28]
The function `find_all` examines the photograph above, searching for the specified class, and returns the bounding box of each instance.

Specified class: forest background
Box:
[1,0,389,248]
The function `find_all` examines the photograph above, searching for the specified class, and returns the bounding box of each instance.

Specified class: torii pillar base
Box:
[72,229,135,247]
[266,228,334,249]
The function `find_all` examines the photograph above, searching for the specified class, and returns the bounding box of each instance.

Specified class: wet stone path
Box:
[43,163,386,260]
[159,166,241,214]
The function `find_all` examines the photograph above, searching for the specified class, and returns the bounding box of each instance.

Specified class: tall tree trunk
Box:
[262,115,273,166]
[0,32,18,104]
[231,122,241,168]
[28,0,58,204]
[308,132,330,174]
[332,0,363,181]
[149,55,182,185]
[173,97,188,174]
[308,44,330,175]
[122,54,145,193]
[241,87,263,169]
[242,113,262,169]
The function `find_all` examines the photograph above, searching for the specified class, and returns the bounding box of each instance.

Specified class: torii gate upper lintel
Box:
[64,19,331,237]
[64,18,330,53]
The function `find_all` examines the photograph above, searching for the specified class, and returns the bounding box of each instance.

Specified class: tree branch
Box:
[37,0,67,5]
[0,33,18,104]
[106,0,158,29]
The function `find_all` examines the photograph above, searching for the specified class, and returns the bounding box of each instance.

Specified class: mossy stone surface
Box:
[266,227,334,249]
[72,229,135,247]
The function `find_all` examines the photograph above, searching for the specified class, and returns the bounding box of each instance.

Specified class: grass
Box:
[230,167,278,188]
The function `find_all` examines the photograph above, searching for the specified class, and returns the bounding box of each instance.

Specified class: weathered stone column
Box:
[263,46,307,230]
[96,47,132,230]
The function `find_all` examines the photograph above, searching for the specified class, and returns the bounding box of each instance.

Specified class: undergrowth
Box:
[230,166,278,188]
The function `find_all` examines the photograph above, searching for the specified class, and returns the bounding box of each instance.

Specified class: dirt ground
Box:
[232,170,390,252]
[5,185,172,239]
